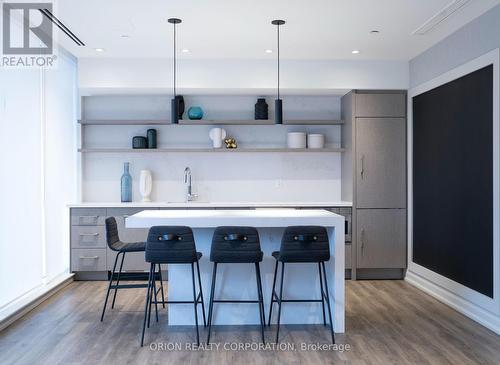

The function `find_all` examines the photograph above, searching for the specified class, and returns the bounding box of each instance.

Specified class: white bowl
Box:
[307,134,325,149]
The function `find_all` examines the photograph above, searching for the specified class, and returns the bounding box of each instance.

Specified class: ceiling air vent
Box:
[413,0,472,35]
[39,8,85,46]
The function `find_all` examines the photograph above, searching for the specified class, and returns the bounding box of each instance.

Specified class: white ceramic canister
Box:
[287,132,307,149]
[307,134,325,149]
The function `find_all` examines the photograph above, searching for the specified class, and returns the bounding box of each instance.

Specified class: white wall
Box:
[0,48,77,317]
[78,58,409,94]
[410,4,500,88]
[408,5,500,334]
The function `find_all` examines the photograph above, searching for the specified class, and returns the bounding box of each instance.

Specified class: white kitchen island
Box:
[126,208,345,332]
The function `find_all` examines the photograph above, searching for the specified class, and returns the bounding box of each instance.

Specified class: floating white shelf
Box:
[179,120,274,125]
[78,147,346,153]
[78,119,169,125]
[78,119,344,126]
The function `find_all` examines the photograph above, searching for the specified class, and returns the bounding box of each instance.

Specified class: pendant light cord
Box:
[173,23,176,97]
[277,22,280,100]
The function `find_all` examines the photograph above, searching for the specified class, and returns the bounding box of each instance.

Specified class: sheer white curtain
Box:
[0,68,44,309]
[0,49,77,318]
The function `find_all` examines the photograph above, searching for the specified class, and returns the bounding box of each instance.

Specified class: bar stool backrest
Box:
[146,226,197,263]
[210,226,262,263]
[279,226,330,262]
[105,217,121,249]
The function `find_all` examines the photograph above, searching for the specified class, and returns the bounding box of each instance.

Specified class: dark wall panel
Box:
[412,65,493,298]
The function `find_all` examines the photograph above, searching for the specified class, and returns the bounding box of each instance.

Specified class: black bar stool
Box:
[207,226,265,344]
[141,226,206,346]
[101,217,165,321]
[268,226,334,344]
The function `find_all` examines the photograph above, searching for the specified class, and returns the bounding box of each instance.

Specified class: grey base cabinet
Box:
[356,209,406,269]
[70,207,157,278]
[70,205,352,279]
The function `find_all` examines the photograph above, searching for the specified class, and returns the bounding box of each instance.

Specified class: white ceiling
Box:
[56,0,500,60]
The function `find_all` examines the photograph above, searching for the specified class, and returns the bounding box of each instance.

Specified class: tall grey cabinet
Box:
[341,90,407,279]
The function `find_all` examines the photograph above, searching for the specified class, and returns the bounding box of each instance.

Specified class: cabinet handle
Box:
[360,229,365,254]
[360,155,365,179]
[80,233,99,237]
[79,215,98,224]
[79,256,99,260]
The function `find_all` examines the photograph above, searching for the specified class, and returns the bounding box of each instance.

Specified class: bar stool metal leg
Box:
[152,264,159,323]
[100,251,120,321]
[207,263,218,344]
[196,260,207,327]
[256,263,266,326]
[111,252,126,309]
[141,264,153,346]
[318,262,326,326]
[191,263,200,346]
[267,259,279,326]
[320,261,335,344]
[158,264,166,308]
[275,262,285,344]
[147,263,156,327]
[255,263,266,344]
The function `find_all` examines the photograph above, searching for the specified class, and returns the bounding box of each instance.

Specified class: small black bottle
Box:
[147,129,157,149]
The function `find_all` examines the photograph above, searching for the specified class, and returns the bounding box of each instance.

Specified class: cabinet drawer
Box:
[71,208,106,226]
[355,92,406,117]
[71,249,106,271]
[71,226,106,248]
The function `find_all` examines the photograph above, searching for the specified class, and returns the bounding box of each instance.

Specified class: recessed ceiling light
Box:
[265,49,273,53]
[120,34,131,38]
[94,48,105,52]
[181,49,190,53]
[351,50,360,54]
[370,30,380,35]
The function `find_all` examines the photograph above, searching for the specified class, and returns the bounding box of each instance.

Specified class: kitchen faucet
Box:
[184,167,198,202]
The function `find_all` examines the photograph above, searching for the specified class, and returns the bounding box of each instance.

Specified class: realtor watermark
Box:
[1,1,57,68]
[149,342,351,353]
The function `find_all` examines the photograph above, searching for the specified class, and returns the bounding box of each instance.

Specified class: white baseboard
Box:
[405,270,500,335]
[0,273,74,332]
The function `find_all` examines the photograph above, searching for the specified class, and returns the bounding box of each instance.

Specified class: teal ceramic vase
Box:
[188,106,204,120]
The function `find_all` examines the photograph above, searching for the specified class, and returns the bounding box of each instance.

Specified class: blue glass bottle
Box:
[121,162,132,202]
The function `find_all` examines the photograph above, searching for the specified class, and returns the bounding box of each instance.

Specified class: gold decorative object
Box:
[224,137,237,149]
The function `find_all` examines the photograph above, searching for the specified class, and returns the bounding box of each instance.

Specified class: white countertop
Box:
[68,201,352,208]
[126,208,344,228]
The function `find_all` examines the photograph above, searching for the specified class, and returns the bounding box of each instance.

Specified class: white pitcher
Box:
[209,128,227,148]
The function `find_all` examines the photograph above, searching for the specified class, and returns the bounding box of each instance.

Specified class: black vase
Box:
[132,136,147,149]
[176,95,185,119]
[254,98,268,120]
[147,129,157,149]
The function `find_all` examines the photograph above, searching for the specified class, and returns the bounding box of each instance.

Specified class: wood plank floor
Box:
[0,280,499,365]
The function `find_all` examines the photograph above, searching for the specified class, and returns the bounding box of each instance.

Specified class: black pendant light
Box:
[272,19,285,124]
[168,18,181,124]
